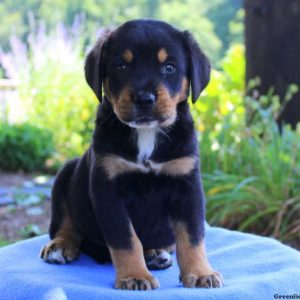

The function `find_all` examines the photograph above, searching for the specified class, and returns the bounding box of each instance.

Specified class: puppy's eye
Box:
[162,63,176,74]
[115,62,128,71]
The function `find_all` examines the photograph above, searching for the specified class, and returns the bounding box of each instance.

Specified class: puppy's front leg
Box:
[171,174,223,288]
[110,224,159,290]
[174,223,223,288]
[90,167,159,290]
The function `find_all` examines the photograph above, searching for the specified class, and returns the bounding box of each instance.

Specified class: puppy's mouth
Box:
[128,117,158,129]
[117,114,176,129]
[113,105,176,129]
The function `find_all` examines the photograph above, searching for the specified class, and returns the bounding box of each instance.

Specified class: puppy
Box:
[40,19,223,290]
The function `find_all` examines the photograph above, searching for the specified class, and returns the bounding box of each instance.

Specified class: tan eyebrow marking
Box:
[123,49,133,63]
[157,48,168,63]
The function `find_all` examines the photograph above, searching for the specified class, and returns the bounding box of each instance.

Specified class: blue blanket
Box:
[0,225,300,299]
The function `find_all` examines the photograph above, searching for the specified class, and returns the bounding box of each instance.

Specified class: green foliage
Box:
[157,0,222,61]
[228,8,245,46]
[19,224,42,238]
[193,44,300,244]
[192,44,245,136]
[207,0,243,57]
[0,237,10,247]
[0,0,241,63]
[0,123,54,172]
[16,28,97,163]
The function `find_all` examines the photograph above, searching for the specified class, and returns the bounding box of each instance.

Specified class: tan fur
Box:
[174,222,223,287]
[160,156,196,176]
[156,84,179,122]
[53,214,82,245]
[174,223,213,276]
[113,87,134,121]
[178,77,189,102]
[104,78,112,101]
[164,244,176,253]
[40,205,82,262]
[99,155,147,179]
[123,49,133,63]
[109,225,159,289]
[99,154,196,179]
[144,244,175,257]
[157,48,168,63]
[156,77,189,127]
[104,81,134,121]
[144,249,157,257]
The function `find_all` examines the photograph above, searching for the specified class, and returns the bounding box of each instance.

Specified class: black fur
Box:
[182,31,211,102]
[49,19,210,262]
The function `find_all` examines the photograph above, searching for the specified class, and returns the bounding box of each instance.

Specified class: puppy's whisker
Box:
[101,111,114,124]
[176,111,185,119]
[157,127,172,142]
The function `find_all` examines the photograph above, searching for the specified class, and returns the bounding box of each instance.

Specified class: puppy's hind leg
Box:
[40,210,82,264]
[40,159,82,264]
[144,245,175,270]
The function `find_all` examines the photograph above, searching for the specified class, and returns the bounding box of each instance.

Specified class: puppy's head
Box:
[85,20,210,128]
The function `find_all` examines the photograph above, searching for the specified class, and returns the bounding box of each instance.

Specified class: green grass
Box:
[0,237,11,247]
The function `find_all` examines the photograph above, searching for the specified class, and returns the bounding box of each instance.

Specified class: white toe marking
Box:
[158,250,171,261]
[47,248,66,264]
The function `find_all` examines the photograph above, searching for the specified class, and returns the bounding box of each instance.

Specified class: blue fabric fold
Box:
[0,226,300,300]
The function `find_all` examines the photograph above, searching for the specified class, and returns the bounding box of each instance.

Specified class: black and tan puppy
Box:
[40,19,223,290]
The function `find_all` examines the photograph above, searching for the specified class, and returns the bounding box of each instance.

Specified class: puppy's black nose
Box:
[135,92,156,106]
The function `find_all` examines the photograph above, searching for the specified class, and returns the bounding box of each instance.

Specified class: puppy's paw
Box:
[115,275,160,291]
[40,239,80,264]
[145,249,172,270]
[180,271,223,288]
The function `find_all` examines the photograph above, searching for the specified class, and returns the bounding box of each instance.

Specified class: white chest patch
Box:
[136,127,157,162]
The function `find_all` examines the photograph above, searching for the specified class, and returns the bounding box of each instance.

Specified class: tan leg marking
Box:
[174,223,223,288]
[40,206,82,264]
[109,225,159,290]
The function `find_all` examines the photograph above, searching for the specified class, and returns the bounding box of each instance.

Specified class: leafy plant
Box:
[0,23,98,165]
[0,123,54,172]
[19,224,42,238]
[195,44,300,245]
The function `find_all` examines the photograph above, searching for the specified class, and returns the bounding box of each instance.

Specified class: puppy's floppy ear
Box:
[182,31,211,103]
[85,31,110,101]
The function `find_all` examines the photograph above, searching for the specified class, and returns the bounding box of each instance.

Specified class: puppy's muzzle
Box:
[135,92,156,109]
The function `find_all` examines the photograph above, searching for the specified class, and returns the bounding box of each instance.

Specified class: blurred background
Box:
[0,0,299,249]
